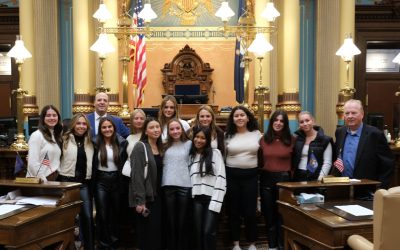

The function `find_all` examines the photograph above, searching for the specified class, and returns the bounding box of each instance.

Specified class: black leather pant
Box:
[58,175,94,250]
[79,182,95,250]
[259,171,290,249]
[193,195,219,250]
[94,171,120,250]
[163,186,191,250]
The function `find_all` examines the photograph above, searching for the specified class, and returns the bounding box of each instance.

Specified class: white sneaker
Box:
[232,245,242,250]
[248,244,257,250]
[268,248,277,250]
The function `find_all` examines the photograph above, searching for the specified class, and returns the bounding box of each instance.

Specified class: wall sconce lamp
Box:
[7,35,32,150]
[336,33,361,97]
[248,33,273,132]
[91,0,157,117]
[90,33,115,93]
[215,0,279,106]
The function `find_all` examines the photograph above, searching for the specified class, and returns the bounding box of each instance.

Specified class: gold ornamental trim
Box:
[73,105,94,114]
[107,105,122,115]
[336,104,344,113]
[23,107,39,115]
[252,104,272,113]
[278,104,302,112]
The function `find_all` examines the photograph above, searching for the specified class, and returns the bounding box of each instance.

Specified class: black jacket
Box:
[293,126,334,181]
[333,124,394,189]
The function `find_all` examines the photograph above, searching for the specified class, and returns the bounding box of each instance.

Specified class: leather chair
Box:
[347,187,400,250]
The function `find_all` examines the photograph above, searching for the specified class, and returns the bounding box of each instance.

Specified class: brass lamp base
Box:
[10,134,29,150]
[395,138,400,148]
[118,104,130,119]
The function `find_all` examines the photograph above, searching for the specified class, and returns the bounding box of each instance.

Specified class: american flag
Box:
[333,156,344,173]
[131,0,147,107]
[41,152,51,167]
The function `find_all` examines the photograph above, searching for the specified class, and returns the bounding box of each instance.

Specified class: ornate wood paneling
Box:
[0,7,18,118]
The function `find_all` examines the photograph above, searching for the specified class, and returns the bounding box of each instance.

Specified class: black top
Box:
[154,154,162,190]
[74,135,87,182]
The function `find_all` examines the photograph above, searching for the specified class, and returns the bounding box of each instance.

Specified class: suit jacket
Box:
[87,112,130,139]
[334,124,394,189]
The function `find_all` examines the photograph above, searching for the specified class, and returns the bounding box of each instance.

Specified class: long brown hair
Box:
[140,117,163,155]
[225,105,259,139]
[63,113,92,149]
[96,117,120,167]
[263,110,292,146]
[38,105,63,149]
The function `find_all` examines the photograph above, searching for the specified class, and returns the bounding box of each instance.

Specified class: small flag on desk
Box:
[306,152,318,173]
[41,152,50,167]
[14,153,25,175]
[333,156,345,173]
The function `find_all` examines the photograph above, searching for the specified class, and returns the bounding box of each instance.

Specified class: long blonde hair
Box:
[158,95,180,129]
[130,109,146,134]
[192,105,218,138]
[63,113,92,149]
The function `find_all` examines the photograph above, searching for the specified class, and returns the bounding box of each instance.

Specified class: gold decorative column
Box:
[315,0,340,137]
[253,85,271,133]
[116,1,132,118]
[72,0,93,114]
[276,0,301,119]
[33,0,60,109]
[336,0,356,123]
[20,0,38,117]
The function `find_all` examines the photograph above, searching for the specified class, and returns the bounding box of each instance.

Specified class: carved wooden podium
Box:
[161,44,214,96]
[0,180,81,249]
[161,45,217,119]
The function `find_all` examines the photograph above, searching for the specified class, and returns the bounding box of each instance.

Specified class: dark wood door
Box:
[355,4,400,136]
[367,80,400,135]
[0,8,19,118]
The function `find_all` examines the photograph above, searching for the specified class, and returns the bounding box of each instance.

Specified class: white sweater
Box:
[189,149,226,213]
[27,130,61,179]
[225,130,262,169]
[162,140,192,187]
[59,134,94,179]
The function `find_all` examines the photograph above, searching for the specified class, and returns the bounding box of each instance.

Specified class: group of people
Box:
[26,93,394,250]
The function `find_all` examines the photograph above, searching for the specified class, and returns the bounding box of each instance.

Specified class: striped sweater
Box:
[189,149,226,213]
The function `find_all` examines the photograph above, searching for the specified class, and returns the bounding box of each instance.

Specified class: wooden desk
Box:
[277,180,380,250]
[0,180,81,249]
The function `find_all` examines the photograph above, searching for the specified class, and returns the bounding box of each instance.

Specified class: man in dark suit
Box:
[86,92,130,138]
[334,99,394,189]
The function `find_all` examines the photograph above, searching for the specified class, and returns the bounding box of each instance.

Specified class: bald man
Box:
[86,92,130,138]
[333,99,394,189]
